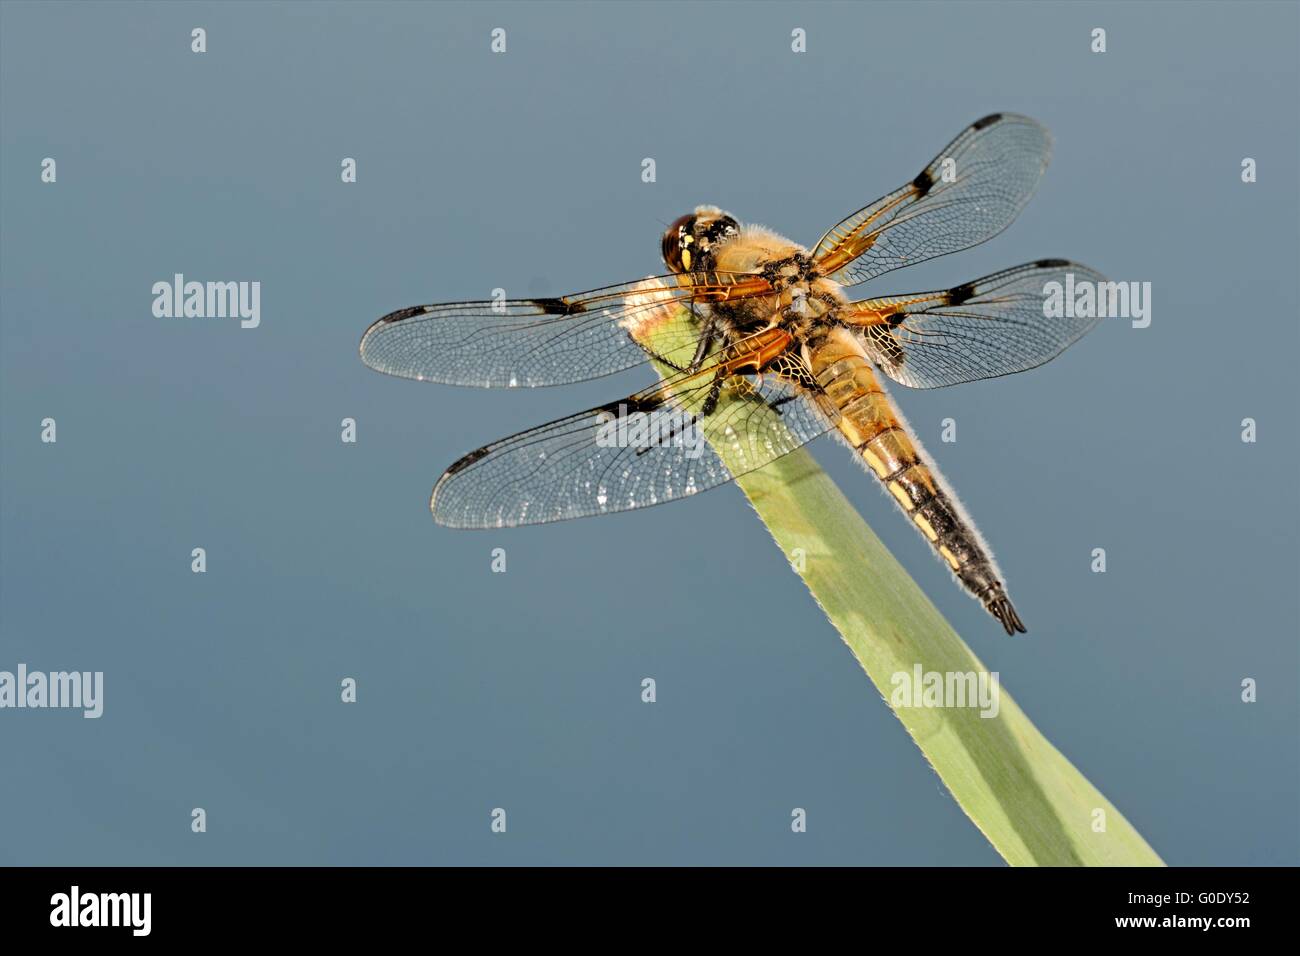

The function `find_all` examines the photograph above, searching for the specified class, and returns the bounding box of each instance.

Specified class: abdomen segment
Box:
[807,331,1026,634]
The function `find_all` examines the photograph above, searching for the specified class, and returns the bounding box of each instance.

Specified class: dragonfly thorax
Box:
[703,223,847,337]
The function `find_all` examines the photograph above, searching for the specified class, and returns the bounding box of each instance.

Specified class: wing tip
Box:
[974,111,1052,167]
[431,448,500,528]
[359,306,425,368]
[429,476,460,528]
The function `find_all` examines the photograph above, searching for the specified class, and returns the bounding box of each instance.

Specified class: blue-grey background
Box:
[2,1,1296,866]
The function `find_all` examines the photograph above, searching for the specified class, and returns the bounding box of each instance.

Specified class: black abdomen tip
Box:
[984,587,1027,635]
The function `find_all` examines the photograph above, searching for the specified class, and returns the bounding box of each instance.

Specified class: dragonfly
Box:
[359,113,1105,635]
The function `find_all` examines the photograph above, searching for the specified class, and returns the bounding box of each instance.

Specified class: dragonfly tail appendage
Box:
[808,329,1027,635]
[979,582,1027,636]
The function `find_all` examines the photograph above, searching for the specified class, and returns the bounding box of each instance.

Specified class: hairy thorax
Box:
[708,225,846,341]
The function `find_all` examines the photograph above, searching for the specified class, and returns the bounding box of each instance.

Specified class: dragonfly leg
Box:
[686,314,717,373]
[641,346,687,372]
[638,316,715,374]
[699,374,725,417]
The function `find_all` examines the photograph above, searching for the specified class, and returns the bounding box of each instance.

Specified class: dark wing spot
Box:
[947,283,978,306]
[531,297,587,315]
[973,113,1003,130]
[444,446,491,476]
[383,306,429,323]
[864,325,906,369]
[885,312,906,328]
[1034,258,1070,269]
[605,394,666,415]
[911,168,934,197]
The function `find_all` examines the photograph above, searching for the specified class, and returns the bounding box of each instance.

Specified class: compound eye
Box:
[661,214,695,273]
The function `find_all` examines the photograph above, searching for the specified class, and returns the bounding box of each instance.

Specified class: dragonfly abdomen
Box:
[807,331,1027,635]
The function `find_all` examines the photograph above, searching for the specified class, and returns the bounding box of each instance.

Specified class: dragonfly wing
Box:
[840,260,1106,388]
[812,114,1052,286]
[359,272,770,387]
[430,338,837,527]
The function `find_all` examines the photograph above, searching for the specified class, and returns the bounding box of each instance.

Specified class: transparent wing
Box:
[430,345,838,527]
[359,271,770,387]
[841,260,1106,389]
[811,113,1052,286]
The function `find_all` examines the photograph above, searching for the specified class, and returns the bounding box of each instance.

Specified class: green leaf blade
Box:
[634,291,1163,866]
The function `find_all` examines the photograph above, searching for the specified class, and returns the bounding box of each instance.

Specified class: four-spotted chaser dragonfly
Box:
[360,114,1104,635]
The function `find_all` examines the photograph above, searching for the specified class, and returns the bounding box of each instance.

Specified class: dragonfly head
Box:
[661,206,739,274]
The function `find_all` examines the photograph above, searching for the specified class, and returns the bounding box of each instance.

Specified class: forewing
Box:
[843,260,1106,389]
[359,272,769,387]
[812,114,1052,286]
